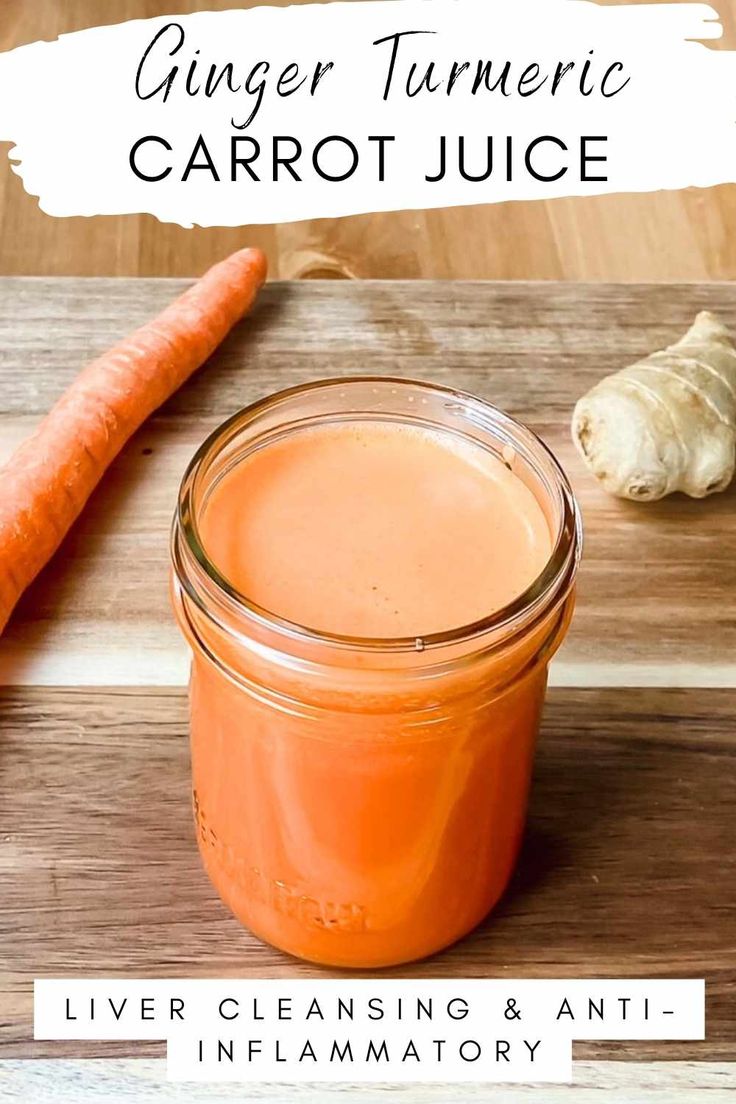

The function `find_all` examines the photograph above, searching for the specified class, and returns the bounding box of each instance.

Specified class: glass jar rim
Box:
[174,376,582,655]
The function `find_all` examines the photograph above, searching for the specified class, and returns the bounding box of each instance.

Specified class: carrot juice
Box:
[171,378,581,967]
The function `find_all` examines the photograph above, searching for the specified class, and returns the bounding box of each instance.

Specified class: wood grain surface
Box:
[1,0,736,282]
[1,279,735,686]
[0,278,734,1095]
[0,1060,734,1102]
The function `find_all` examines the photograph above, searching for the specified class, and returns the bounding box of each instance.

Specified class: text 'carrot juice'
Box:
[171,378,581,967]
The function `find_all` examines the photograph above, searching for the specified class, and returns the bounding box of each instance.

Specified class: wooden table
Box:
[0,279,734,1100]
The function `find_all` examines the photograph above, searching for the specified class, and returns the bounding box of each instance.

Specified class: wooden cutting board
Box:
[0,280,734,1099]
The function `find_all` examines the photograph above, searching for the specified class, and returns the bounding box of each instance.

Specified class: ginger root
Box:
[571,311,736,501]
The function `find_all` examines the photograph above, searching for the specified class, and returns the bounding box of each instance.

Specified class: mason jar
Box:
[171,378,581,967]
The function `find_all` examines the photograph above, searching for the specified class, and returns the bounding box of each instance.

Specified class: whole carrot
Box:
[0,247,267,633]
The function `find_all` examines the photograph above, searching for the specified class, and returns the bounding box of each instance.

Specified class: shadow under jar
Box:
[171,378,581,968]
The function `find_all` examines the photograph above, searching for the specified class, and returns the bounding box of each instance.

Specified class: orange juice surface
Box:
[200,421,551,637]
[182,414,569,967]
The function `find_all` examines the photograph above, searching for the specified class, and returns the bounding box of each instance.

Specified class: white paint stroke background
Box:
[0,0,732,227]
